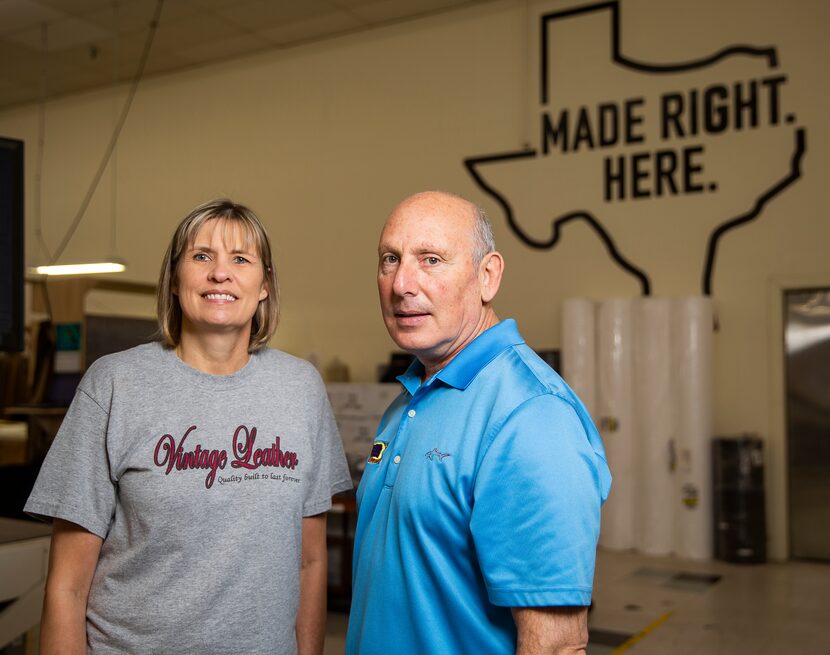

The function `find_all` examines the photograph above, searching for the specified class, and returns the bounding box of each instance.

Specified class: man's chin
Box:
[387,326,430,352]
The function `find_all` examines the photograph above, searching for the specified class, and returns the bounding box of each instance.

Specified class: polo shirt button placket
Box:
[396,410,414,466]
[385,404,415,487]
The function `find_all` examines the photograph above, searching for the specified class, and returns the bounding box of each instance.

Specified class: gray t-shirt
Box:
[26,342,352,654]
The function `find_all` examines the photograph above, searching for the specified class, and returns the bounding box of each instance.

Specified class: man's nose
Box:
[391,260,417,296]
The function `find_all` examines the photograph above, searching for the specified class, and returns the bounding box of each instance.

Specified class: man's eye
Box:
[382,255,399,265]
[425,256,440,265]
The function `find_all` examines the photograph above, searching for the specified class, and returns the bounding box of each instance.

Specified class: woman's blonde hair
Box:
[156,198,279,352]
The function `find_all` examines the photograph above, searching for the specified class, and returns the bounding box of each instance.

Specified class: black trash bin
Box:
[712,435,767,563]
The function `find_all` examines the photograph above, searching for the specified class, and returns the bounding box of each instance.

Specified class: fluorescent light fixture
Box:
[31,260,127,276]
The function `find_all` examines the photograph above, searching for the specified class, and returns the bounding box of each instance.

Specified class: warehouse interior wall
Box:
[1,0,828,560]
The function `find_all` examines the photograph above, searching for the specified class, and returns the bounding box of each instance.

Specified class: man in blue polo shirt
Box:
[346,191,611,654]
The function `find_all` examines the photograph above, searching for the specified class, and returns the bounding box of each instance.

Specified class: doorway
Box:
[785,288,830,560]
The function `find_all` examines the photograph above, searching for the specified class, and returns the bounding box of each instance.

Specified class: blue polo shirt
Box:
[345,319,611,655]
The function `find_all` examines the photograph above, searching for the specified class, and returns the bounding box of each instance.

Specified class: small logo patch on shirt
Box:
[368,441,388,464]
[425,448,451,462]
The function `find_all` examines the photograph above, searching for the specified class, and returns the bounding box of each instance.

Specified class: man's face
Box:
[377,193,488,373]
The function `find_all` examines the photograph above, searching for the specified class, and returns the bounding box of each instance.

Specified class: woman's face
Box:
[174,218,268,339]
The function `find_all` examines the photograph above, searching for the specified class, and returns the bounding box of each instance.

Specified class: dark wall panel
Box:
[0,137,24,352]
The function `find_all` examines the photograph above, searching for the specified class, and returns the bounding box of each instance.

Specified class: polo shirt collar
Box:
[397,319,524,393]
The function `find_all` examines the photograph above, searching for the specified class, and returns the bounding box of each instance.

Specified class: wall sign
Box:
[464,1,806,295]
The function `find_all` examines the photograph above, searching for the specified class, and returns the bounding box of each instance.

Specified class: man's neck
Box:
[421,310,500,380]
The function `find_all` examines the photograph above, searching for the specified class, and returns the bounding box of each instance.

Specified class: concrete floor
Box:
[325,548,830,654]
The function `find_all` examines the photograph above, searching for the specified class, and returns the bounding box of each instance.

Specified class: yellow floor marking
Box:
[608,611,674,654]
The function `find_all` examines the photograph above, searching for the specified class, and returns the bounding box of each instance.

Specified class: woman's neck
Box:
[176,330,252,374]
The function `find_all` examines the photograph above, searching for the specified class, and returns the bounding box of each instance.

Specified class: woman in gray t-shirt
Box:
[26,199,352,654]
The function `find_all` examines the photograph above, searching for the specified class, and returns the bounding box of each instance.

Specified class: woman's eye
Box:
[194,253,209,261]
[234,256,250,264]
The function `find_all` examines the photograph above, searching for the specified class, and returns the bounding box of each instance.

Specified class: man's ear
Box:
[479,251,504,304]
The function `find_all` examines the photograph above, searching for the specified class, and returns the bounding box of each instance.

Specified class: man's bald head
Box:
[387,191,495,265]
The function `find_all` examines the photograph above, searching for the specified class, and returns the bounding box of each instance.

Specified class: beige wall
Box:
[2,0,828,559]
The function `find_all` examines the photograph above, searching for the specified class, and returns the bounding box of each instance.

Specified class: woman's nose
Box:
[208,258,232,282]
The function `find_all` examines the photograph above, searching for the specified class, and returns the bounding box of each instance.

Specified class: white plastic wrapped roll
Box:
[597,299,635,551]
[634,297,676,556]
[562,298,597,419]
[673,296,714,560]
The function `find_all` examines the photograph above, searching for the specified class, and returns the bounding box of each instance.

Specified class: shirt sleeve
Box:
[470,393,609,608]
[24,387,116,539]
[302,376,353,516]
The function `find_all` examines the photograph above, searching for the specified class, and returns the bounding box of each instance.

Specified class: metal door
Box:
[786,288,830,560]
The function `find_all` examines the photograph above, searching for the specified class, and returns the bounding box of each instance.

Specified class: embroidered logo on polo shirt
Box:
[425,448,451,462]
[367,441,388,464]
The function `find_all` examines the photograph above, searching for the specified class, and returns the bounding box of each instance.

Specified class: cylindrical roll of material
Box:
[673,296,714,559]
[597,299,635,550]
[634,297,676,557]
[562,299,597,419]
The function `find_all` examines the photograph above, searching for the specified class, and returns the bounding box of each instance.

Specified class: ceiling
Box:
[0,0,495,110]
